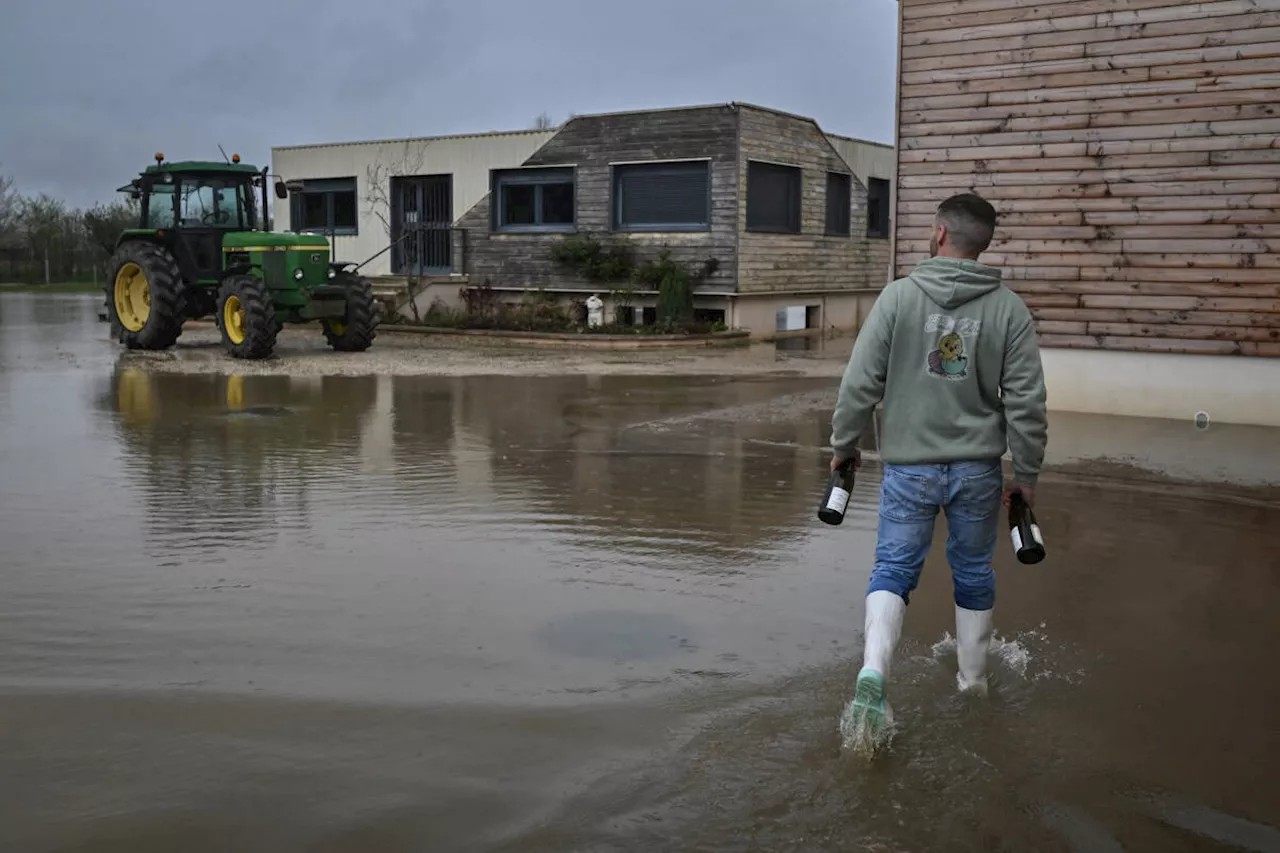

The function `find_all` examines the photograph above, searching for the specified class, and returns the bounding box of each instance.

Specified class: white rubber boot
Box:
[955,606,994,695]
[843,590,906,747]
[862,590,906,679]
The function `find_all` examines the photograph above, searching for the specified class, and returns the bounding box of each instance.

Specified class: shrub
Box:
[460,284,501,327]
[549,233,635,282]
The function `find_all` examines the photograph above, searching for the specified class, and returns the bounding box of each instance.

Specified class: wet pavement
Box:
[2,292,1279,852]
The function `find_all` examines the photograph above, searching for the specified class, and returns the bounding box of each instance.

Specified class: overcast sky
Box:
[0,0,899,209]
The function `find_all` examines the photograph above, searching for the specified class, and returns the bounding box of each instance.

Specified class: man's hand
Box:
[1003,483,1035,509]
[830,449,862,473]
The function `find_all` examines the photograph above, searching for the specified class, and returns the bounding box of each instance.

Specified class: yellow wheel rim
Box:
[224,295,247,344]
[328,320,346,335]
[226,374,245,411]
[116,368,154,425]
[114,263,150,332]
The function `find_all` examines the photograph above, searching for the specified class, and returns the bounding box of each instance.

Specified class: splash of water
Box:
[839,697,896,756]
[930,623,1076,683]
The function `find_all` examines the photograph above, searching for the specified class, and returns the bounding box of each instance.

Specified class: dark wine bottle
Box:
[1008,492,1046,564]
[818,459,856,526]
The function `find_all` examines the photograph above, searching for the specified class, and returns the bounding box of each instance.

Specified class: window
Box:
[492,167,575,232]
[825,172,852,236]
[613,161,710,231]
[867,177,890,239]
[179,179,253,229]
[694,308,726,327]
[145,185,176,228]
[290,177,358,235]
[747,161,802,234]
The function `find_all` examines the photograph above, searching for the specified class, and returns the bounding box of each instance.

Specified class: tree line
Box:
[0,166,136,285]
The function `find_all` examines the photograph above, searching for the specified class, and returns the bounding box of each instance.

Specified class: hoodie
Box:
[830,256,1048,485]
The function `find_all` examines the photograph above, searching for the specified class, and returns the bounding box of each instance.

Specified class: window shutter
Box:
[616,163,709,228]
[746,162,802,233]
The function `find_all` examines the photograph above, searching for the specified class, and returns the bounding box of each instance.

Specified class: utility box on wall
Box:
[777,305,807,332]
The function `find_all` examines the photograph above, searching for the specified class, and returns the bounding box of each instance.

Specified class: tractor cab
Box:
[120,154,271,283]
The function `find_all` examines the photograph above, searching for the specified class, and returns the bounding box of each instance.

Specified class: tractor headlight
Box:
[327,269,336,279]
[293,268,305,281]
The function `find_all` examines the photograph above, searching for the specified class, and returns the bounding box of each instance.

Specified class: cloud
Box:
[0,0,898,208]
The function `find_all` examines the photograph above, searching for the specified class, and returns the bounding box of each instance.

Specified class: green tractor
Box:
[106,153,377,359]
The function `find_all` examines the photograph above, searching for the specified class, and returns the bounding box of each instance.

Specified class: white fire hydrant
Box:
[586,294,604,328]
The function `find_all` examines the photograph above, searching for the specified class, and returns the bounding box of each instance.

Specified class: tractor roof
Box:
[117,160,261,193]
[144,160,260,175]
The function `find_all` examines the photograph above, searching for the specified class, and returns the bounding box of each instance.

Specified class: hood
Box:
[908,256,1003,310]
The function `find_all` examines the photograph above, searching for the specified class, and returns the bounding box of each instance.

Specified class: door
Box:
[391,175,453,275]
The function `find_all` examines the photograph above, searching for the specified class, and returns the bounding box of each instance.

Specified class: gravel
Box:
[121,326,853,378]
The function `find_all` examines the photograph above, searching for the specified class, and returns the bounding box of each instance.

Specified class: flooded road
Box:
[2,292,1279,852]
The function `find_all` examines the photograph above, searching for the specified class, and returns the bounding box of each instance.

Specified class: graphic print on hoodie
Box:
[926,314,981,380]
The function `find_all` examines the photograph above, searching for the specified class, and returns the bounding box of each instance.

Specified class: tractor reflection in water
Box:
[103,367,380,547]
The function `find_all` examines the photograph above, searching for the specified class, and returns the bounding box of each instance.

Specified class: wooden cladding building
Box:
[894,0,1280,359]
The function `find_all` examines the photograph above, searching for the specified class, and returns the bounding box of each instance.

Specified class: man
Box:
[830,192,1047,738]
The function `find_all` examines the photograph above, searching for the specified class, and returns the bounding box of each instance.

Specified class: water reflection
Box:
[99,368,381,554]
[101,368,849,564]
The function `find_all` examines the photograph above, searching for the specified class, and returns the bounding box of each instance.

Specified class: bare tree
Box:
[83,199,138,257]
[0,169,18,248]
[363,140,427,240]
[20,194,69,284]
[532,112,556,131]
[363,141,429,321]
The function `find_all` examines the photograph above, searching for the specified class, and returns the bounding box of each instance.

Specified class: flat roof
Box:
[273,102,893,155]
[273,128,554,153]
[824,132,895,151]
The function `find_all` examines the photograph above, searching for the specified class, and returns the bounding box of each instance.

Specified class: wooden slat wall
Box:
[895,0,1280,357]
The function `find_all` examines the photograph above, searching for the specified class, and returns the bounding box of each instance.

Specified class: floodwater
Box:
[2,292,1279,852]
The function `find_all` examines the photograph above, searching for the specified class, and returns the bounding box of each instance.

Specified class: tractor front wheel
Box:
[322,273,378,352]
[216,275,278,360]
[106,241,185,350]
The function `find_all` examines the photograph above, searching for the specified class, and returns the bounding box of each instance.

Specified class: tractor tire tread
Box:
[324,273,378,352]
[105,240,186,351]
[216,275,278,360]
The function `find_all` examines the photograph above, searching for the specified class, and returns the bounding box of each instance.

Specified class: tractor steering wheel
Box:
[202,209,231,225]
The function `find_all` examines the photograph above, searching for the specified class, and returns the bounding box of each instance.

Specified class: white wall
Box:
[271,130,555,276]
[1042,349,1280,428]
[825,135,896,187]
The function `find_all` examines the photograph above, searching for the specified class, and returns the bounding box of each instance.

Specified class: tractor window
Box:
[178,179,250,228]
[239,183,258,229]
[145,186,176,227]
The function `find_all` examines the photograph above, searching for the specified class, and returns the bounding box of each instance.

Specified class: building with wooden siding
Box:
[458,104,894,335]
[894,0,1280,426]
[274,104,895,337]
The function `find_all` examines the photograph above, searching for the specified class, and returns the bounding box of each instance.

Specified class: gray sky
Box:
[0,0,899,209]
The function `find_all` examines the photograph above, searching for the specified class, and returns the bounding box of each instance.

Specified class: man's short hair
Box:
[936,193,997,256]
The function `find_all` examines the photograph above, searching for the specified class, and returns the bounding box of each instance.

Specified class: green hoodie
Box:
[831,256,1048,485]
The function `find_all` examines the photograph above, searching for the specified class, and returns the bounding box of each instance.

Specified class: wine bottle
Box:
[818,459,856,526]
[1008,492,1046,564]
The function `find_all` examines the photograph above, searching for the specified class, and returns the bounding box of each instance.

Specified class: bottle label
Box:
[1010,527,1024,554]
[825,487,850,515]
[1030,523,1044,547]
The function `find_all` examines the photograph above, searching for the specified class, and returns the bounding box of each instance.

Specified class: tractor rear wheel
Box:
[216,275,278,360]
[106,241,185,350]
[322,272,378,352]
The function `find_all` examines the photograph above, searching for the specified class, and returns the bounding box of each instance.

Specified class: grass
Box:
[0,281,103,294]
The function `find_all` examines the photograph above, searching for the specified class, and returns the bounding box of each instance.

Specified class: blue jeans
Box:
[869,460,1003,611]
